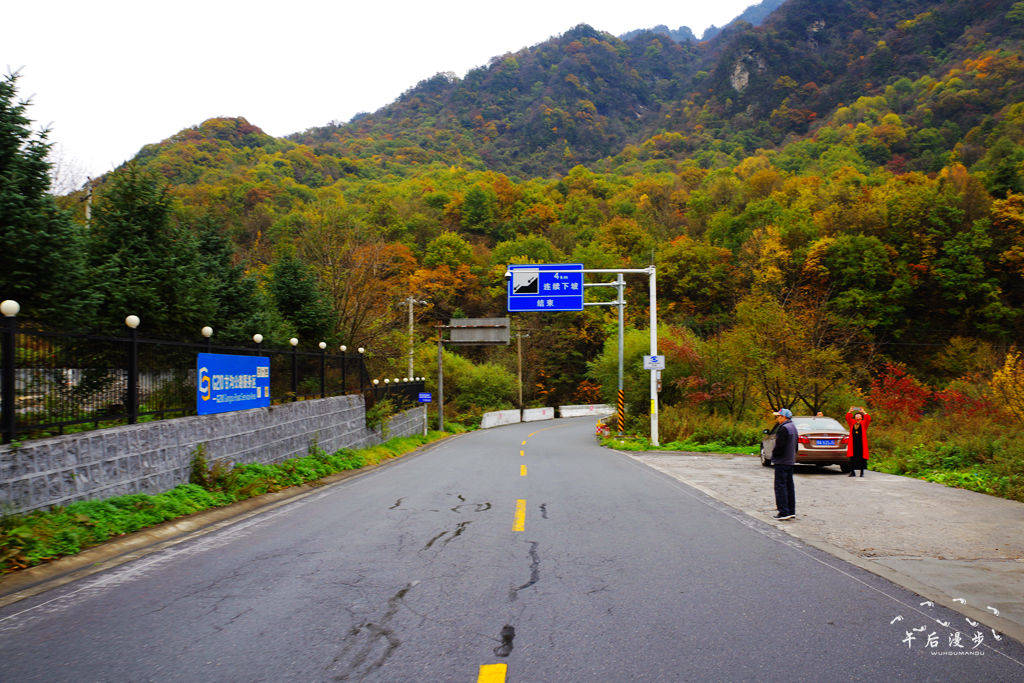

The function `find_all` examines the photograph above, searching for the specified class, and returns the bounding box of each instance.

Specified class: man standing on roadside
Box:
[771,408,798,520]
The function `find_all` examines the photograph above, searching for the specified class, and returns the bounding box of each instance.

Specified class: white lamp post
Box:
[124,315,140,424]
[1,300,19,442]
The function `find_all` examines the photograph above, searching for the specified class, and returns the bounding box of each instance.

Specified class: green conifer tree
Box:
[267,252,332,343]
[194,217,290,344]
[88,164,214,337]
[0,72,90,325]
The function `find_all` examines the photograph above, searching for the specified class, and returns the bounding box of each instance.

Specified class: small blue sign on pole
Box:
[417,392,433,403]
[197,353,271,415]
[507,263,584,312]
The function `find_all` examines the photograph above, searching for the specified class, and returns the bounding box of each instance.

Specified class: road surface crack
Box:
[508,541,540,602]
[422,530,448,550]
[328,581,416,680]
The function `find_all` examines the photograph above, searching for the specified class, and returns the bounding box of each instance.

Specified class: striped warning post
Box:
[616,390,625,433]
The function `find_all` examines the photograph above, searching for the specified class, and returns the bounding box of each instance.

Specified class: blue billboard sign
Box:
[418,392,433,403]
[507,263,584,312]
[197,353,271,415]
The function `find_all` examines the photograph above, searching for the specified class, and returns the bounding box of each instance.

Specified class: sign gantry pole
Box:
[648,265,659,447]
[584,274,626,434]
[508,265,658,445]
[617,273,626,434]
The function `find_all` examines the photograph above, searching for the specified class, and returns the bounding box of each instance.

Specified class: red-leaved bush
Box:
[869,362,931,420]
[933,387,993,419]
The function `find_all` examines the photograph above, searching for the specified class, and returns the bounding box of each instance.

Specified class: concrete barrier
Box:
[480,409,521,429]
[558,404,615,418]
[522,407,555,422]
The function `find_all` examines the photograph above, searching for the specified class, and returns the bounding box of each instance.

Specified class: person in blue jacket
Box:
[771,408,798,520]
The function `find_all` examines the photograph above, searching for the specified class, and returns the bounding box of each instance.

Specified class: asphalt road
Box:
[1,417,1023,681]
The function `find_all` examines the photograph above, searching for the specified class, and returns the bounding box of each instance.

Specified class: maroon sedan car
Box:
[760,415,852,471]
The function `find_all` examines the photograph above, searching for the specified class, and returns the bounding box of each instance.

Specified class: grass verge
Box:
[0,430,451,574]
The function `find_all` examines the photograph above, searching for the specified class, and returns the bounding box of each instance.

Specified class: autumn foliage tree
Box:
[991,349,1024,423]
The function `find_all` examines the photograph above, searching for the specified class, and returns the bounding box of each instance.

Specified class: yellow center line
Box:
[520,464,527,476]
[528,423,564,438]
[478,663,507,682]
[513,499,526,531]
[519,449,525,457]
[521,440,527,445]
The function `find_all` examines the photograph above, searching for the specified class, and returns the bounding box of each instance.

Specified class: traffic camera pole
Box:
[517,331,523,420]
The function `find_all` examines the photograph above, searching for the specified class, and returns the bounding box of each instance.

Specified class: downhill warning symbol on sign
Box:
[512,269,539,295]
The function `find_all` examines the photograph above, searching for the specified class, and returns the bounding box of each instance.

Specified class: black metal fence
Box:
[1,315,426,443]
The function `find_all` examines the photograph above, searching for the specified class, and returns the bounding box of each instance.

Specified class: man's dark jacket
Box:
[771,419,798,465]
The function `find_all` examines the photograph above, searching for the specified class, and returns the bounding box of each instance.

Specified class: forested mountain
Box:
[11,0,1024,416]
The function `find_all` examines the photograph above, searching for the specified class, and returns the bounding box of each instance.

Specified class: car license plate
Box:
[815,439,836,447]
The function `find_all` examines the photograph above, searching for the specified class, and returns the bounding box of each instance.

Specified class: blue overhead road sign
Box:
[507,263,584,312]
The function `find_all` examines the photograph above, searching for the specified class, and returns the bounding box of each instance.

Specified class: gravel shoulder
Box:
[628,450,1024,643]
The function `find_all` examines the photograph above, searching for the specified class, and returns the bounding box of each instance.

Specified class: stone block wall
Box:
[0,396,424,515]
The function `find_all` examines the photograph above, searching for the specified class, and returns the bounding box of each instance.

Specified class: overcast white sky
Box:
[4,1,756,185]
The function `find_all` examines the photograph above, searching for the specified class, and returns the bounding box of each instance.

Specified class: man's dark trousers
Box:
[774,464,795,516]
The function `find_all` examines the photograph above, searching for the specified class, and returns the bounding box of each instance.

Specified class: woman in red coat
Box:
[845,406,871,477]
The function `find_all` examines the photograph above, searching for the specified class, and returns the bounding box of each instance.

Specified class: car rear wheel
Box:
[760,448,772,467]
[840,463,852,474]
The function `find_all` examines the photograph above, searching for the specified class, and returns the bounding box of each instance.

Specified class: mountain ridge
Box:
[619,0,787,43]
[111,0,1024,191]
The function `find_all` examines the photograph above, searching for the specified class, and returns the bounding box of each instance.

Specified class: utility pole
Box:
[399,297,427,380]
[83,178,94,228]
[437,327,444,432]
